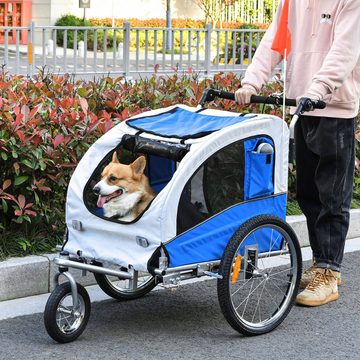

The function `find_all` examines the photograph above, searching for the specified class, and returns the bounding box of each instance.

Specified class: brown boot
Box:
[300,262,341,289]
[296,268,339,307]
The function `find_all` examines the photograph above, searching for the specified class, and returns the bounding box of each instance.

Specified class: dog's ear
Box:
[131,156,146,179]
[112,152,120,164]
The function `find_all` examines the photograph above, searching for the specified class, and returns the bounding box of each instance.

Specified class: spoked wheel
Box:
[44,282,91,343]
[217,215,302,336]
[93,262,156,300]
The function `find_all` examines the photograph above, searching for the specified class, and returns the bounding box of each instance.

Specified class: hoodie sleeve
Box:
[307,0,360,100]
[241,0,284,91]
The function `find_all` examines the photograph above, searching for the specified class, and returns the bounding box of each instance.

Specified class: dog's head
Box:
[93,152,147,209]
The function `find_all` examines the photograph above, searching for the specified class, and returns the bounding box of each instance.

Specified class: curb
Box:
[287,209,360,247]
[1,209,360,302]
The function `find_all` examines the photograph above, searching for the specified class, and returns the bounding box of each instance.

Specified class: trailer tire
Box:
[93,262,156,300]
[217,214,302,336]
[44,282,91,343]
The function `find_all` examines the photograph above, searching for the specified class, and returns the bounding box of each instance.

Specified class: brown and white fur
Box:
[93,152,156,222]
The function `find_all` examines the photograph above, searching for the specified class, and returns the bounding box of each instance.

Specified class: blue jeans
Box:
[295,115,357,272]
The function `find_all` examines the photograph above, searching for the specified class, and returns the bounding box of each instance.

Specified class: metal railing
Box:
[0,22,266,79]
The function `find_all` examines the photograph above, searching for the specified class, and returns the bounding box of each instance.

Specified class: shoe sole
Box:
[299,277,341,289]
[295,292,339,307]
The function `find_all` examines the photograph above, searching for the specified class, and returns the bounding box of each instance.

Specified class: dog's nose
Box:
[93,186,100,195]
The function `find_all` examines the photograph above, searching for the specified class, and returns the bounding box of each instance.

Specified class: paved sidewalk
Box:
[0,246,360,360]
[1,238,360,321]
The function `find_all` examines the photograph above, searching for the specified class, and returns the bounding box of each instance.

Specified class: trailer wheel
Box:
[44,282,90,343]
[93,262,156,300]
[217,215,302,336]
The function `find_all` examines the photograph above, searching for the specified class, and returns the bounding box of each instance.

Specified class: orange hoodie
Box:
[241,0,360,118]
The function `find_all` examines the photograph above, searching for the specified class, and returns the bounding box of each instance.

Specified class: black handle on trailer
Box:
[200,90,298,107]
[199,88,326,110]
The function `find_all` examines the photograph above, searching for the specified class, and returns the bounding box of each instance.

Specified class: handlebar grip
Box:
[250,95,297,107]
[198,88,327,111]
[251,96,326,110]
[217,90,236,101]
[312,100,326,109]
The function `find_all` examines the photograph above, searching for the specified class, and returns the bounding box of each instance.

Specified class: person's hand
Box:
[235,85,257,105]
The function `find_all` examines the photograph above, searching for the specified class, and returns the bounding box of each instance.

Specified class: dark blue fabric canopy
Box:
[126,107,256,139]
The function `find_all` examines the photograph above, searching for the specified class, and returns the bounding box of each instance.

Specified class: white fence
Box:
[0,22,266,79]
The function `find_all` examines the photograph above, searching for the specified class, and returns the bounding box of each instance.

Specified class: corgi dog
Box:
[93,152,156,222]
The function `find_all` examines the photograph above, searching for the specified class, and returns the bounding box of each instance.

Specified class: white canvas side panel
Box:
[65,201,163,272]
[160,115,289,243]
[279,122,290,195]
[64,121,168,271]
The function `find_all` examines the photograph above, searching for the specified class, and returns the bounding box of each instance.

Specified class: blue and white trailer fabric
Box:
[64,104,289,271]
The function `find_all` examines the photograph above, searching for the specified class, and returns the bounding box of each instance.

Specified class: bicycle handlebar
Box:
[198,88,326,112]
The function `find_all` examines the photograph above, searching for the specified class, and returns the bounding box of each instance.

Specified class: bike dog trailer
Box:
[44,93,303,342]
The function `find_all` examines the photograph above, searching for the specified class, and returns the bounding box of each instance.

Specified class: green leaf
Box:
[14,216,24,224]
[1,152,8,161]
[77,87,87,97]
[1,199,8,213]
[31,148,42,159]
[21,159,34,169]
[39,160,47,171]
[18,240,31,251]
[100,80,107,91]
[14,176,29,186]
[34,191,40,204]
[23,215,32,223]
[12,151,18,158]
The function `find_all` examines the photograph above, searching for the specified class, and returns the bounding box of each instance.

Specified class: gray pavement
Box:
[1,248,360,360]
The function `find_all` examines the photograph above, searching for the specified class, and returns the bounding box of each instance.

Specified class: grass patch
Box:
[351,197,360,209]
[286,195,360,218]
[286,199,302,216]
[0,226,63,261]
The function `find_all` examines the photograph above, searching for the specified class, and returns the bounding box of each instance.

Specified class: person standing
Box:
[235,0,360,306]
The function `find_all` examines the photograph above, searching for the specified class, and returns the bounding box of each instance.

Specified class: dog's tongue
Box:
[97,190,123,208]
[97,195,109,208]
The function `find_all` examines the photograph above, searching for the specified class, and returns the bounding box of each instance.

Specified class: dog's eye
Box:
[109,175,117,182]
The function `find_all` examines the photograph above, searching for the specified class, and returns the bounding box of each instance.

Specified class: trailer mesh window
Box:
[177,140,245,234]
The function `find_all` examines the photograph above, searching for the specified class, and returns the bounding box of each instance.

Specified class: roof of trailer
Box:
[126,107,256,139]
